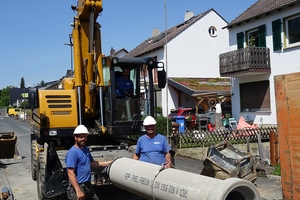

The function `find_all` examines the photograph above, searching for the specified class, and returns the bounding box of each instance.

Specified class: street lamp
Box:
[64,34,73,73]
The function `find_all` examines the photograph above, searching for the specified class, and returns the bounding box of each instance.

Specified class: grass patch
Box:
[270,164,281,176]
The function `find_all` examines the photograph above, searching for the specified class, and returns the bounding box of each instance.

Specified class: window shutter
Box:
[258,24,266,47]
[237,32,244,49]
[272,19,282,51]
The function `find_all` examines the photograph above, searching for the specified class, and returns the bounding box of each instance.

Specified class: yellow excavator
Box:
[29,0,166,199]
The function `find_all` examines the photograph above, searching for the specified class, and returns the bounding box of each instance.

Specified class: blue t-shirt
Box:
[115,77,133,96]
[65,146,94,183]
[135,134,170,165]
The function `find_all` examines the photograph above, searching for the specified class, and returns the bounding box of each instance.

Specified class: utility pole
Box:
[23,87,25,120]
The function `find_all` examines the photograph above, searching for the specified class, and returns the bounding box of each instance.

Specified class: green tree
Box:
[0,96,9,107]
[20,100,30,109]
[0,86,16,107]
[154,106,163,115]
[20,77,25,88]
[40,80,46,86]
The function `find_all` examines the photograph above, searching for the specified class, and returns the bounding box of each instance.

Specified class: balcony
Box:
[219,47,270,77]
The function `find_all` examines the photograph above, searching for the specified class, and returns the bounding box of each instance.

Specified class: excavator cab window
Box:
[113,66,139,121]
[102,57,162,134]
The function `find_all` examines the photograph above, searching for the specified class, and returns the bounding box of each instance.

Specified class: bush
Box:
[154,106,163,115]
[155,115,172,136]
[20,100,30,109]
[271,164,281,176]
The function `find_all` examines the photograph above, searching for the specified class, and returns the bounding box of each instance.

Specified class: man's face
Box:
[145,125,156,134]
[122,69,130,79]
[75,133,88,147]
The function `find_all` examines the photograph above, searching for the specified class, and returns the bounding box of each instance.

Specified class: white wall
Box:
[228,4,300,125]
[167,10,229,78]
[141,10,229,116]
[115,50,127,57]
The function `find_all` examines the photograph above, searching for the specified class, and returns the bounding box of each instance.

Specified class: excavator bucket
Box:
[201,140,257,183]
[0,132,23,165]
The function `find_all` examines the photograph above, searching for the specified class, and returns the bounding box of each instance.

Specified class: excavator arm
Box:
[72,0,105,135]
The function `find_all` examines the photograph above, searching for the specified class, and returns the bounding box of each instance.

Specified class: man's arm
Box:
[132,153,140,160]
[90,160,113,168]
[67,168,85,200]
[164,152,171,168]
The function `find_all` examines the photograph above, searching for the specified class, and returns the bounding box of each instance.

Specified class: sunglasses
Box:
[145,125,155,129]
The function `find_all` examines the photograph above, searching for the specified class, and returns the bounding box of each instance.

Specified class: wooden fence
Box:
[170,127,278,149]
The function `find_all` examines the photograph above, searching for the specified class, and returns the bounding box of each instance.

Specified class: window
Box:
[182,109,196,116]
[208,26,217,37]
[284,14,300,48]
[246,25,266,47]
[248,29,259,47]
[102,60,110,86]
[240,80,270,112]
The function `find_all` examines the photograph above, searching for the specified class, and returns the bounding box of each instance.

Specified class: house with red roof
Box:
[126,9,229,116]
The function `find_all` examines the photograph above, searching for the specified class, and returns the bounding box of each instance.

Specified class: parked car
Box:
[8,108,24,117]
[168,108,203,122]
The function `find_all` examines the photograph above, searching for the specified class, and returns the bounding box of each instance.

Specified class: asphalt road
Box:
[0,116,283,200]
[0,116,38,199]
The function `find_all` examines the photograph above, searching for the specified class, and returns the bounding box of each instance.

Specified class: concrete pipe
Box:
[106,157,261,200]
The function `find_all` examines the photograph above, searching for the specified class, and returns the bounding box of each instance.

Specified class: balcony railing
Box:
[219,47,270,77]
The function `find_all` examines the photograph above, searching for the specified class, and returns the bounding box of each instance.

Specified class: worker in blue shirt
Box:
[115,68,134,97]
[132,116,171,168]
[65,125,113,200]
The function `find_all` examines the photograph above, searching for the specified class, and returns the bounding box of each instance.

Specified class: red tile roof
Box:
[225,0,300,28]
[126,9,227,57]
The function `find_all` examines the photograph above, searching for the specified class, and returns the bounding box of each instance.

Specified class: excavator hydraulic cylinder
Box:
[106,158,261,200]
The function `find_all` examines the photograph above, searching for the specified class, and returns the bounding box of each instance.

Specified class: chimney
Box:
[110,47,115,55]
[185,10,194,21]
[66,69,72,75]
[152,28,160,37]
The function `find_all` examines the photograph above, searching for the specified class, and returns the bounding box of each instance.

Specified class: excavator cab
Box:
[103,56,165,135]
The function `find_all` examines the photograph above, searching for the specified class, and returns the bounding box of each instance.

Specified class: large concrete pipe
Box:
[106,158,261,200]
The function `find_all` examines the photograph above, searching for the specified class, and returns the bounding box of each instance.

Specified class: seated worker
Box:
[115,68,134,97]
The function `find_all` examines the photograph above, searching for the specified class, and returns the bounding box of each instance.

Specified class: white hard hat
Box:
[143,116,156,126]
[73,125,89,135]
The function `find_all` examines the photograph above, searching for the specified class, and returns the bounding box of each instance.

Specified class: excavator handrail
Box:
[110,56,155,66]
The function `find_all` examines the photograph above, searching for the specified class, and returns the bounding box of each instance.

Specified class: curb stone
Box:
[266,174,281,181]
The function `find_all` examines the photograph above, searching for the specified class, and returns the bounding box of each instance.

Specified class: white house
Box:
[219,0,300,126]
[110,47,128,57]
[126,9,229,116]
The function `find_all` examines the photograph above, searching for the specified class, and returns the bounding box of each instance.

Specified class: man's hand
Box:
[90,160,113,168]
[164,163,171,169]
[132,153,140,160]
[68,168,84,200]
[76,189,85,200]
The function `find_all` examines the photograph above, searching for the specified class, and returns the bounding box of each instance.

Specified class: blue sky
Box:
[0,0,257,89]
